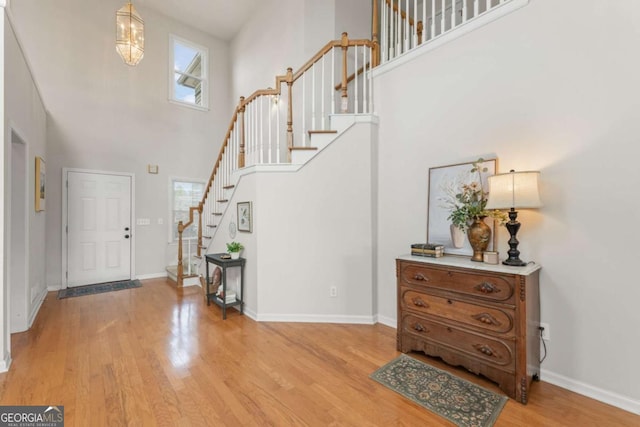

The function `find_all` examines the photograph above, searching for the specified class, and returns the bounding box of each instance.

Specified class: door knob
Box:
[124,234,130,239]
[125,227,130,231]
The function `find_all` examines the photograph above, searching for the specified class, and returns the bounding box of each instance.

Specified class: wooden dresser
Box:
[396,255,541,404]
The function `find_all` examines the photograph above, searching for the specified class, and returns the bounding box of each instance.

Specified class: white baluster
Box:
[321,54,326,130]
[363,46,368,114]
[413,0,418,47]
[451,0,455,28]
[431,0,436,39]
[312,61,316,130]
[474,0,479,18]
[331,47,335,114]
[268,95,273,163]
[302,73,307,146]
[441,0,445,33]
[260,96,264,164]
[463,0,467,22]
[354,46,359,114]
[276,97,281,163]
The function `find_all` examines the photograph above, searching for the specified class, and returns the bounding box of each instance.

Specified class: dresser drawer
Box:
[400,287,515,335]
[399,262,515,304]
[402,314,515,370]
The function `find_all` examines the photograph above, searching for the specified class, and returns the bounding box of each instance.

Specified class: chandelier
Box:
[116,1,144,66]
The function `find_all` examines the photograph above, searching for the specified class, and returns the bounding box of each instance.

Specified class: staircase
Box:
[170,0,529,318]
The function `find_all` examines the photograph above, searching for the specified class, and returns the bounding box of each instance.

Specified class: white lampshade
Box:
[116,2,144,66]
[485,170,542,210]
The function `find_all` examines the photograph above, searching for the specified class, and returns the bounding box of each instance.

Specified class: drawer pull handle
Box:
[413,323,427,332]
[471,313,502,326]
[412,297,428,308]
[473,344,497,357]
[475,282,500,294]
[447,299,453,305]
[413,273,429,281]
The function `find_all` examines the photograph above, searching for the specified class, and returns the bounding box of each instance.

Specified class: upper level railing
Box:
[378,0,521,64]
[175,33,374,286]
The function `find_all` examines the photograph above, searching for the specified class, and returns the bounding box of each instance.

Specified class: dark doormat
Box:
[370,354,507,427]
[57,279,142,299]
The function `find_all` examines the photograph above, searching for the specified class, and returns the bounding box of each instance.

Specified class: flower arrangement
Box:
[440,158,507,232]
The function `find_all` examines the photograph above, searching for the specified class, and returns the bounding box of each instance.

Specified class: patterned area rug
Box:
[370,354,507,427]
[57,279,142,299]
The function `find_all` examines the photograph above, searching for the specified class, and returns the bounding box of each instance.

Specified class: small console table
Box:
[204,253,245,319]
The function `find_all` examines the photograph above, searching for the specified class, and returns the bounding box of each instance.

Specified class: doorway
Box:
[63,169,134,288]
[9,130,28,333]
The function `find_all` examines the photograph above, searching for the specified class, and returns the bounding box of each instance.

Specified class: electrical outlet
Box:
[540,322,550,341]
[329,286,337,297]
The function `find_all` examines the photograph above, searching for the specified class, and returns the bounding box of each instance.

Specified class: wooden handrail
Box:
[291,38,373,82]
[385,0,416,26]
[334,62,371,91]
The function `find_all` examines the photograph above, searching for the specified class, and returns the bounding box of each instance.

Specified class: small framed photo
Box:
[237,201,252,233]
[35,156,46,212]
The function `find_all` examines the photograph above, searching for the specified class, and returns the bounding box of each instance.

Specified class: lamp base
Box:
[502,257,527,267]
[502,209,528,267]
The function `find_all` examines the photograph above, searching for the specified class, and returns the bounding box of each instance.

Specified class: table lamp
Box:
[485,170,542,266]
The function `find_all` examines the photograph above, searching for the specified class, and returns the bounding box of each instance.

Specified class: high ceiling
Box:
[136,0,261,41]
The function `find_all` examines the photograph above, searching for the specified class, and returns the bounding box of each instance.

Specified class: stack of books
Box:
[411,243,444,258]
[217,290,237,305]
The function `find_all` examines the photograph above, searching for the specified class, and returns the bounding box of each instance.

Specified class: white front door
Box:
[66,171,132,287]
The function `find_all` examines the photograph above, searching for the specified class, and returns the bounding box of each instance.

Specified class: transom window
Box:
[170,178,205,242]
[170,35,208,109]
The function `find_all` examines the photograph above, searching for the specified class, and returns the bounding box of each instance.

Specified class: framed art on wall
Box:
[427,158,497,256]
[35,156,46,212]
[237,201,252,233]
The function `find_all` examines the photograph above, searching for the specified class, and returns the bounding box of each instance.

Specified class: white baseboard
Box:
[375,314,396,328]
[47,285,61,292]
[255,313,376,324]
[136,272,168,280]
[540,369,640,415]
[0,352,11,373]
[28,288,47,328]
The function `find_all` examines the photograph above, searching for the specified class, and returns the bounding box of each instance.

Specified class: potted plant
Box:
[226,241,244,259]
[441,159,507,260]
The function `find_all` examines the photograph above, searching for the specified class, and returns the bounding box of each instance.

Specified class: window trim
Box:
[169,34,209,111]
[168,176,206,244]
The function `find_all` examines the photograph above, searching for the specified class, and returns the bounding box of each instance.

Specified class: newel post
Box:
[340,32,349,113]
[286,67,294,160]
[238,96,246,168]
[177,221,184,287]
[372,0,380,67]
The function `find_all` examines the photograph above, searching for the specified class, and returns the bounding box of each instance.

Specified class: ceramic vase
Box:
[450,224,466,249]
[467,217,491,262]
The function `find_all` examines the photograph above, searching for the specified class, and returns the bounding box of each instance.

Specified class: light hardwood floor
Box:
[0,278,637,426]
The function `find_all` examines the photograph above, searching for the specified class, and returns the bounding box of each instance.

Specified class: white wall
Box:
[230,0,373,107]
[4,12,48,335]
[209,121,377,322]
[374,0,640,409]
[8,0,231,286]
[230,0,306,106]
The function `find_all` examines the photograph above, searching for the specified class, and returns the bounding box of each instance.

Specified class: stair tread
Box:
[291,146,318,151]
[217,199,229,203]
[202,235,212,239]
[308,129,338,135]
[223,185,235,189]
[206,224,217,228]
[212,213,223,216]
